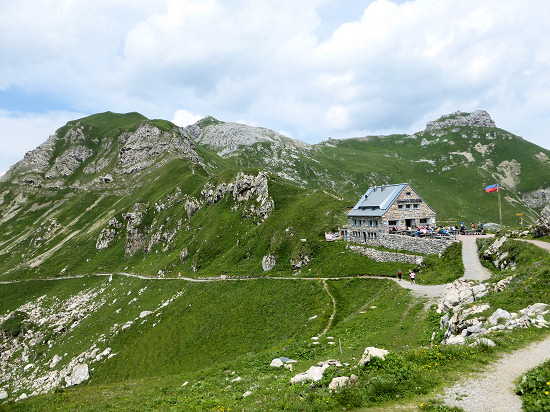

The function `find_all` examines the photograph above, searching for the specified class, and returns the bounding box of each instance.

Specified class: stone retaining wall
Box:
[346,245,423,265]
[362,233,457,255]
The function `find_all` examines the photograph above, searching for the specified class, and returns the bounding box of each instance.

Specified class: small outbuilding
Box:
[342,183,436,243]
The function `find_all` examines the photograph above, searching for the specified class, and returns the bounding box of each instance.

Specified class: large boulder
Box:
[290,364,329,384]
[535,205,550,237]
[262,255,276,271]
[65,363,89,387]
[358,347,389,366]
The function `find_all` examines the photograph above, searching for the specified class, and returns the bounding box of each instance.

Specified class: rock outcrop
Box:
[1,117,204,190]
[426,110,496,131]
[118,123,202,174]
[534,204,550,237]
[437,278,549,345]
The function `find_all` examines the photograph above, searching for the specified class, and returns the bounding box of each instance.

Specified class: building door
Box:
[405,219,415,228]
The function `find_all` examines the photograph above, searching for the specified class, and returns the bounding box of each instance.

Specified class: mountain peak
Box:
[426,110,496,131]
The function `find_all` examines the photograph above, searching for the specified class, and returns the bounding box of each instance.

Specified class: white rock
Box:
[519,303,548,317]
[16,393,28,401]
[358,347,389,366]
[24,363,35,371]
[231,376,242,382]
[290,365,329,384]
[50,355,62,369]
[488,308,511,325]
[65,363,89,387]
[270,358,284,368]
[445,334,466,345]
[242,390,252,397]
[318,359,342,367]
[139,311,152,319]
[0,390,8,400]
[329,376,350,390]
[470,337,496,347]
[121,321,133,330]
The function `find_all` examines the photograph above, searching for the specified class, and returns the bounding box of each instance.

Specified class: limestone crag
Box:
[1,120,204,190]
[426,110,496,131]
[183,121,311,158]
[200,171,274,222]
[46,146,94,179]
[535,204,550,237]
[96,172,274,262]
[522,188,550,208]
[118,123,202,174]
[481,236,518,270]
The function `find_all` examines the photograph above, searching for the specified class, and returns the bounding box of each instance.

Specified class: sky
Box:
[1,0,550,175]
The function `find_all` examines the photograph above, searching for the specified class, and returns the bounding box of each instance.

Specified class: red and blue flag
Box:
[485,183,498,193]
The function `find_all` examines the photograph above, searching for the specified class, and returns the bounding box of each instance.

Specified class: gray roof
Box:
[347,183,408,217]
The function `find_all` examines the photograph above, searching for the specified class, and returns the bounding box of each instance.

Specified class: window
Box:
[413,204,419,209]
[388,220,397,226]
[398,205,403,209]
[420,218,428,224]
[406,204,411,209]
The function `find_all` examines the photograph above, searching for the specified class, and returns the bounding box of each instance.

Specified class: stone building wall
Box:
[383,184,436,228]
[346,216,383,243]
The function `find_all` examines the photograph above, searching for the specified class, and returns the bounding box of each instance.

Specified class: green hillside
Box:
[0,110,549,410]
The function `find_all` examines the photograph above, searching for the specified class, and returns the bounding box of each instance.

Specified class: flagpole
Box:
[498,183,502,233]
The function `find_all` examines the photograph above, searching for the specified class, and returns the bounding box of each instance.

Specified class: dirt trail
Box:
[438,235,550,411]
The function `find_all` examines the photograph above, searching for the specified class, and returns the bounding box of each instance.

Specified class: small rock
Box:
[270,358,284,368]
[488,308,511,325]
[329,376,350,390]
[242,390,252,397]
[445,334,466,345]
[470,337,496,347]
[0,390,8,400]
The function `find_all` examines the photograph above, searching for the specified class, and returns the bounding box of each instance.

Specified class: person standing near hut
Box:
[397,269,402,281]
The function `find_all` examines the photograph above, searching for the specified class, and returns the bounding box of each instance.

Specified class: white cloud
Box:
[0,110,87,170]
[0,0,549,175]
[172,109,203,127]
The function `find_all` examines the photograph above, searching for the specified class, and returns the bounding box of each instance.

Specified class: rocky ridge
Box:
[1,120,203,190]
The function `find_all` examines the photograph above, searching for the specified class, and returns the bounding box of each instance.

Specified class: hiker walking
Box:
[409,270,416,283]
[397,269,402,281]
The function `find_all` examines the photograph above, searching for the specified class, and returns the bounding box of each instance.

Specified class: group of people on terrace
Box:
[459,221,484,234]
[388,225,457,237]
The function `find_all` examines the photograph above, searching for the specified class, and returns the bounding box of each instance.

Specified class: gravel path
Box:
[441,336,550,411]
[460,234,493,281]
[438,234,550,411]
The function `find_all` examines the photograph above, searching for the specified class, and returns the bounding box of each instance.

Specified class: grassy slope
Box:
[3,235,550,411]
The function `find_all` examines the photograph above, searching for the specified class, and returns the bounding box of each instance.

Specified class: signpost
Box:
[516,213,523,228]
